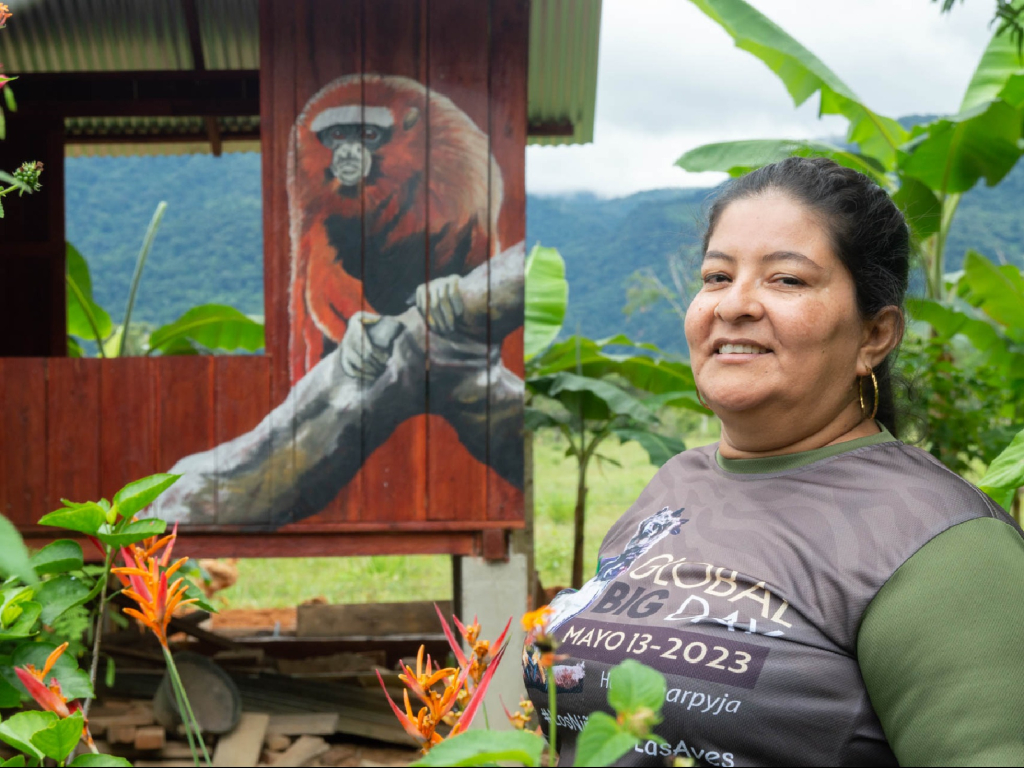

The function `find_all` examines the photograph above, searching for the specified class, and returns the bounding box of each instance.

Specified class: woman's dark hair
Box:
[702,156,910,436]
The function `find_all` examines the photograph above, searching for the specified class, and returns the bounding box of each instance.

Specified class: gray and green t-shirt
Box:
[524,429,1024,766]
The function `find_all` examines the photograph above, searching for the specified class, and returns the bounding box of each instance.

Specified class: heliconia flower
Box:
[0,5,12,28]
[14,643,78,719]
[435,604,511,689]
[111,523,197,648]
[447,639,508,738]
[521,605,553,634]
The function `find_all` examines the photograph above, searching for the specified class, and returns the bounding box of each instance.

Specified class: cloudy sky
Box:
[525,0,998,197]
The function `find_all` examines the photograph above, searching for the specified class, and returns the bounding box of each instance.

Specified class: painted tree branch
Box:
[152,242,525,527]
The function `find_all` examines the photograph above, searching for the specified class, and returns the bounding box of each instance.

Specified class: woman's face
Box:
[684,194,869,425]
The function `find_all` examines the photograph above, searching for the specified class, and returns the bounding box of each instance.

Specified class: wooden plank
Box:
[165,531,477,559]
[359,0,428,524]
[270,735,329,767]
[487,0,528,522]
[99,358,157,499]
[265,713,339,737]
[214,357,272,524]
[46,358,101,509]
[296,600,452,638]
[425,0,492,522]
[155,357,215,474]
[287,0,365,525]
[212,712,269,767]
[0,359,48,525]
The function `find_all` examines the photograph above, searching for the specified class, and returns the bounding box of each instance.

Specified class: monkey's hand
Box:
[339,311,400,382]
[415,274,465,335]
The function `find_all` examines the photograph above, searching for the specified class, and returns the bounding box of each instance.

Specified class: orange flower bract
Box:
[0,4,12,28]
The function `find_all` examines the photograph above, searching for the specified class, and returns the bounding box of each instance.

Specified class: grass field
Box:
[222,426,719,609]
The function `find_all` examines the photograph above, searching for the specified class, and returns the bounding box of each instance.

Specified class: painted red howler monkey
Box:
[287,74,503,383]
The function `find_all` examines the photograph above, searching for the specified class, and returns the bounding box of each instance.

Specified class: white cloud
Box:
[527,0,997,196]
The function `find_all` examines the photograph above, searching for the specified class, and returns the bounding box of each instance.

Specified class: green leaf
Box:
[0,602,41,641]
[69,755,134,767]
[410,730,545,767]
[959,250,1024,329]
[959,26,1024,112]
[35,575,92,626]
[149,305,264,354]
[687,0,906,166]
[524,244,568,361]
[1,754,28,767]
[906,299,1006,354]
[182,579,218,614]
[0,710,57,762]
[12,643,94,700]
[892,177,942,241]
[978,427,1024,509]
[95,518,167,547]
[530,373,658,425]
[31,711,84,763]
[612,428,686,467]
[575,711,639,768]
[112,474,180,518]
[37,504,107,536]
[676,139,889,186]
[0,514,38,585]
[608,659,667,717]
[30,540,84,576]
[0,671,23,707]
[900,100,1022,194]
[66,242,113,347]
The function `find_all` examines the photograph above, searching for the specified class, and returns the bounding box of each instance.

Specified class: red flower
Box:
[0,5,12,29]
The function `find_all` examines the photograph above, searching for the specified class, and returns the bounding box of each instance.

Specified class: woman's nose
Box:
[713,279,764,323]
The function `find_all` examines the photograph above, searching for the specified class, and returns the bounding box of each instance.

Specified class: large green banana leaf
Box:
[960,26,1024,112]
[65,242,113,347]
[148,305,264,354]
[978,427,1024,510]
[676,138,889,187]
[524,244,568,361]
[958,250,1024,333]
[688,0,907,167]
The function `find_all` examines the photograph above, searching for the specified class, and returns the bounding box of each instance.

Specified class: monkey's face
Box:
[311,106,395,188]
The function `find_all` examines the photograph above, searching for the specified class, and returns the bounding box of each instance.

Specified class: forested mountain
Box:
[67,152,1024,355]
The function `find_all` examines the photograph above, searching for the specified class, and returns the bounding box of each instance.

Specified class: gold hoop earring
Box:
[859,369,879,421]
[696,389,710,410]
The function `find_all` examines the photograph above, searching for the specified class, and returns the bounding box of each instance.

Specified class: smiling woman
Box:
[523,157,1024,766]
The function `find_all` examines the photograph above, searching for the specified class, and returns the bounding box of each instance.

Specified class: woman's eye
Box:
[703,273,729,284]
[776,276,804,286]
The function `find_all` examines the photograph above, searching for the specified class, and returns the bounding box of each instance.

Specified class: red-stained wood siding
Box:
[3,0,525,557]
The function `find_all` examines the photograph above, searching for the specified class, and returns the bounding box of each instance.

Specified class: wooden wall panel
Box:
[0,359,48,525]
[155,357,215,471]
[214,357,272,523]
[425,0,492,522]
[99,358,157,498]
[359,0,428,523]
[487,0,528,521]
[46,358,100,508]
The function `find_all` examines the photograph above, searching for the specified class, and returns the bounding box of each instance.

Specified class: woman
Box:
[525,157,1024,766]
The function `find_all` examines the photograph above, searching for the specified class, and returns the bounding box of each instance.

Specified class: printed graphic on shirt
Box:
[557,619,768,689]
[546,506,688,632]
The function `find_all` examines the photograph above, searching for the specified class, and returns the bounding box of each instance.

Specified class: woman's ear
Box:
[858,306,903,375]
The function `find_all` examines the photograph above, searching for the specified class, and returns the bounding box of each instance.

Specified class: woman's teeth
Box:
[717,344,770,354]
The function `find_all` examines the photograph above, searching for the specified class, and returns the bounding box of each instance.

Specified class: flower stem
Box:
[83,547,115,720]
[548,673,557,765]
[162,647,212,766]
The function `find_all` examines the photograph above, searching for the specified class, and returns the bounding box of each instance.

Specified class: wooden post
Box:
[0,114,67,356]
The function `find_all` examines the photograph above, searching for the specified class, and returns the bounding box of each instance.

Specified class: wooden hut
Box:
[0,0,601,566]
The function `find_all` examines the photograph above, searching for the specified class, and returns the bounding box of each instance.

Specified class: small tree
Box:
[524,245,706,588]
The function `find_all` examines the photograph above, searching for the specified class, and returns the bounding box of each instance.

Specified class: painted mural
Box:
[150,74,525,526]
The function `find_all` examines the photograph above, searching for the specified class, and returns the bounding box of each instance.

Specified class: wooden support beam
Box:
[527,119,575,137]
[11,71,259,117]
[181,0,207,71]
[204,116,223,156]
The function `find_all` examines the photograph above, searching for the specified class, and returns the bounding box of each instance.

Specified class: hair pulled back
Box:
[702,156,910,435]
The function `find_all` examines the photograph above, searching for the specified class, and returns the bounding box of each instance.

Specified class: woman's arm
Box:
[858,516,1024,767]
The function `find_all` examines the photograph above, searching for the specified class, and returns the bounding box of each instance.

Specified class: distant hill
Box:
[67,152,1024,355]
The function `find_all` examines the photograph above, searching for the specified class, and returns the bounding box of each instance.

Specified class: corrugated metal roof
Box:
[528,0,602,146]
[0,0,599,152]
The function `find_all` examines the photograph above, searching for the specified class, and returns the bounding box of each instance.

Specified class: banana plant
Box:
[524,244,703,588]
[66,202,264,357]
[676,0,1024,301]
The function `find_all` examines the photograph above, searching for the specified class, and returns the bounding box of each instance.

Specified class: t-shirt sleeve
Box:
[857,516,1024,767]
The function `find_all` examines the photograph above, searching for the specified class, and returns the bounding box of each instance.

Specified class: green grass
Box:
[219,423,720,609]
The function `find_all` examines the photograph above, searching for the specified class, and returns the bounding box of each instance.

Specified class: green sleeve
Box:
[858,517,1024,767]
